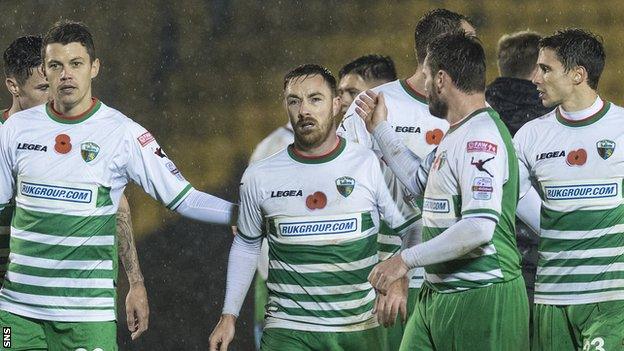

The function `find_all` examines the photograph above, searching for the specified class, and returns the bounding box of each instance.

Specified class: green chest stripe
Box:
[541,204,624,231]
[267,266,371,287]
[12,207,116,237]
[268,234,377,266]
[10,237,115,261]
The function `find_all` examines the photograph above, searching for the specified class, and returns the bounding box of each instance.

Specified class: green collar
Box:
[288,137,346,164]
[46,98,102,124]
[556,102,610,127]
[0,109,8,124]
[399,79,427,104]
[447,107,492,134]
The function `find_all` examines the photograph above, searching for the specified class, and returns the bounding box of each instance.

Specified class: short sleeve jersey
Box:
[237,137,417,332]
[338,79,449,288]
[422,108,521,293]
[514,101,624,305]
[0,99,193,322]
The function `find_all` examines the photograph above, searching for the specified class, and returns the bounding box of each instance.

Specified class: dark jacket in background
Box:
[485,77,555,306]
[486,77,554,136]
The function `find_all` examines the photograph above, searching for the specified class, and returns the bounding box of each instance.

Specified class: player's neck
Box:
[447,92,487,126]
[5,99,22,119]
[53,94,94,117]
[293,134,340,158]
[405,71,426,96]
[560,88,598,113]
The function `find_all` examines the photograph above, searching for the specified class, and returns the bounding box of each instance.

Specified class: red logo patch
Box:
[566,148,587,166]
[54,134,72,154]
[467,141,498,155]
[306,191,327,210]
[137,132,155,147]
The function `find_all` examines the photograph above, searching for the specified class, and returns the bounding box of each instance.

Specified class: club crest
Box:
[80,142,100,163]
[335,176,355,198]
[596,139,615,160]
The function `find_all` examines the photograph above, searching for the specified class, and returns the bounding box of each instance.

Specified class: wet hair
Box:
[283,64,337,95]
[3,35,43,84]
[497,30,542,79]
[42,20,96,61]
[414,8,473,64]
[539,28,605,90]
[338,54,397,83]
[427,31,486,93]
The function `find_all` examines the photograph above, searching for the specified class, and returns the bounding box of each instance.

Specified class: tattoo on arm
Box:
[117,194,144,284]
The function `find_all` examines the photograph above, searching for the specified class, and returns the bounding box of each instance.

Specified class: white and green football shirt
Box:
[514,100,624,305]
[339,79,449,288]
[237,137,418,332]
[0,99,193,322]
[0,111,11,284]
[422,107,521,292]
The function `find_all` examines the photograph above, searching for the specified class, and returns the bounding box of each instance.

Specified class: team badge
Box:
[335,176,355,198]
[596,140,615,160]
[80,142,100,163]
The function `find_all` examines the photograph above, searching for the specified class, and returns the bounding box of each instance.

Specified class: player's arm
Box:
[514,131,541,235]
[123,123,236,226]
[355,90,430,196]
[371,158,420,326]
[210,170,263,351]
[117,194,149,340]
[370,130,507,294]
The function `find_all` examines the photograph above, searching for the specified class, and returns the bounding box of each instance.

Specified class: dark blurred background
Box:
[0,0,622,349]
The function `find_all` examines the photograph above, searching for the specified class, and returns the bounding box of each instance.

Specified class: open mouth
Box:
[59,85,76,94]
[298,120,316,131]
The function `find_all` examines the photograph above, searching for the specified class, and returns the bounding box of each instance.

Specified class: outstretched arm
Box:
[355,90,429,196]
[117,194,149,340]
[175,189,237,225]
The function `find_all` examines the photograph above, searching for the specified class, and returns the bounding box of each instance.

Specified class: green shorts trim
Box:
[261,326,386,351]
[0,310,117,351]
[533,300,624,351]
[400,276,529,351]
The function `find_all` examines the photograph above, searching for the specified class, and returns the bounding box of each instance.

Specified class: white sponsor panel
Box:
[272,213,364,243]
[16,178,99,210]
[541,178,622,211]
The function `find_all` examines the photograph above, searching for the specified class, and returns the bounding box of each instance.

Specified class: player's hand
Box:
[125,282,149,340]
[209,314,236,351]
[373,276,408,327]
[231,225,238,236]
[368,254,409,295]
[355,90,388,133]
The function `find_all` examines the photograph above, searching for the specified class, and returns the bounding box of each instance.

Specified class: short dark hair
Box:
[497,31,542,79]
[283,64,337,95]
[3,35,43,84]
[539,28,605,90]
[414,8,472,64]
[427,32,486,93]
[338,54,397,83]
[42,20,96,62]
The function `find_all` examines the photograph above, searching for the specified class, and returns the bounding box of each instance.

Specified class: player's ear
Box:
[436,70,446,93]
[331,94,341,117]
[90,58,100,79]
[572,65,587,86]
[5,78,19,97]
